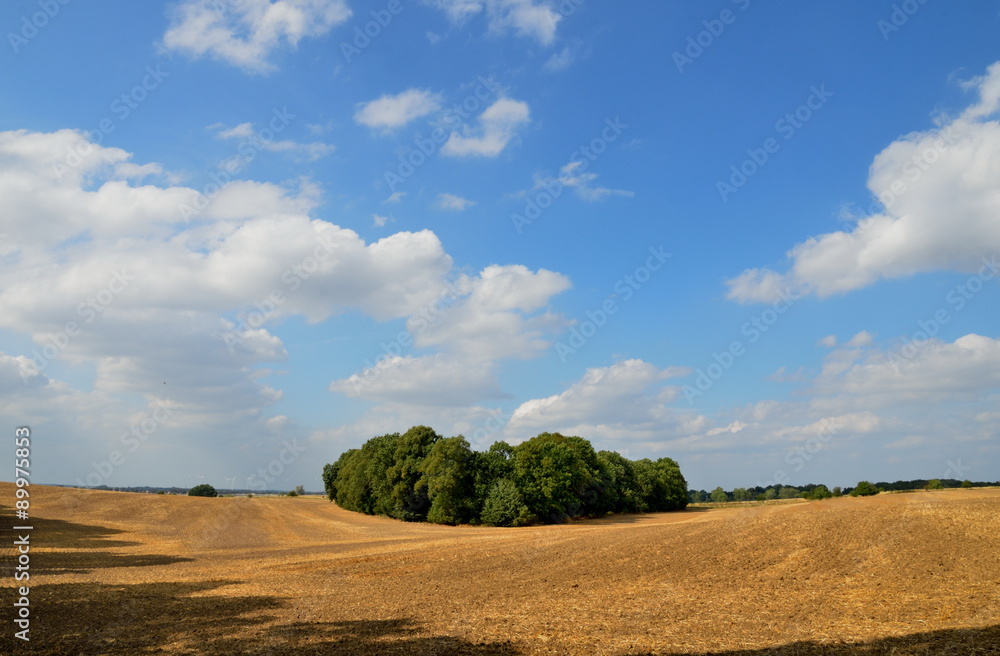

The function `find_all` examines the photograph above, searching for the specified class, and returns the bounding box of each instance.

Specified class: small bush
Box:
[188,484,218,497]
[850,481,879,497]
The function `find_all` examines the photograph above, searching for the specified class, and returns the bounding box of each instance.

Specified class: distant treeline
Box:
[872,478,998,491]
[322,426,688,526]
[690,478,998,503]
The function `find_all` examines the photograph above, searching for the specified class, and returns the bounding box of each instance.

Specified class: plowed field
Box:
[2,484,998,654]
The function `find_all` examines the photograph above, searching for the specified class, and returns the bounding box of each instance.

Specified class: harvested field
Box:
[1,484,998,655]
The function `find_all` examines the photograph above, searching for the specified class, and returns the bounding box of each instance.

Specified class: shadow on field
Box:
[0,511,192,577]
[628,624,1000,656]
[4,580,518,656]
[210,616,521,655]
[582,508,711,526]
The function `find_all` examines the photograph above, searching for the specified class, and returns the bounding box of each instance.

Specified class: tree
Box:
[511,433,602,522]
[633,457,688,512]
[850,481,879,497]
[595,450,642,514]
[188,484,218,497]
[778,486,800,499]
[387,425,440,521]
[832,486,842,497]
[961,480,973,488]
[689,489,706,503]
[710,487,729,503]
[468,441,514,519]
[418,436,474,525]
[732,487,752,502]
[926,479,943,490]
[322,461,339,501]
[294,485,305,495]
[480,478,533,527]
[323,426,690,526]
[806,485,832,500]
[764,488,777,500]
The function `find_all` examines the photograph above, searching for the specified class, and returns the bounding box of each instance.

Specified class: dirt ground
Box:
[1,484,998,655]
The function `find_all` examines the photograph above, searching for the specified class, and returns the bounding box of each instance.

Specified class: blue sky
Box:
[1,0,998,492]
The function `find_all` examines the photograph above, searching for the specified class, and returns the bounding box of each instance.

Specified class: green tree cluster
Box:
[850,480,880,497]
[322,427,688,526]
[188,484,218,497]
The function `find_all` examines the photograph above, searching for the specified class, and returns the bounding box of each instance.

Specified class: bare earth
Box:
[2,484,999,655]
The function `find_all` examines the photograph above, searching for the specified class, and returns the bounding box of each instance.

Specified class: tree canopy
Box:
[188,483,218,497]
[323,427,688,526]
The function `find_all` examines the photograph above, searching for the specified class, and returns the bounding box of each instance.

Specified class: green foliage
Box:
[418,436,475,525]
[778,486,800,499]
[689,489,706,503]
[632,457,688,512]
[764,488,777,500]
[804,484,832,500]
[511,433,603,521]
[850,481,880,497]
[323,427,689,526]
[832,486,842,496]
[710,486,729,503]
[481,478,533,527]
[732,487,752,502]
[961,479,973,488]
[188,484,218,497]
[596,451,642,514]
[287,490,298,497]
[926,478,943,490]
[468,441,513,518]
[386,425,440,521]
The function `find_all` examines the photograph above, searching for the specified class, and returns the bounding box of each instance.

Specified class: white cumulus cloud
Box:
[726,62,1000,303]
[354,89,443,132]
[442,97,530,157]
[162,0,352,73]
[434,193,476,211]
